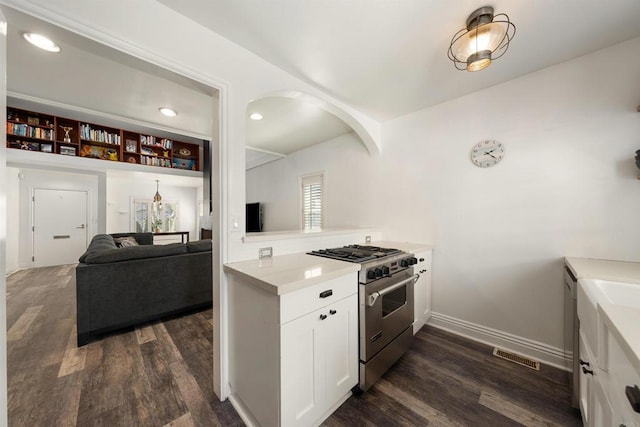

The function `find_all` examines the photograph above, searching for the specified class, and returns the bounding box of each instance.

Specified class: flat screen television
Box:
[246,202,263,232]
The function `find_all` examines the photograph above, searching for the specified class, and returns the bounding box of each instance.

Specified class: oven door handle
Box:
[368,274,419,307]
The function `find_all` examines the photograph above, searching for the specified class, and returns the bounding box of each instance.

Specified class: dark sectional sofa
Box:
[76,232,212,346]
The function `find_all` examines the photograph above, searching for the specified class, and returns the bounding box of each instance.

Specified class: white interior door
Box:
[33,188,88,267]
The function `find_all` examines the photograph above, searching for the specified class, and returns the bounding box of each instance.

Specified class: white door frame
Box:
[0,5,9,425]
[31,187,89,267]
[3,1,230,400]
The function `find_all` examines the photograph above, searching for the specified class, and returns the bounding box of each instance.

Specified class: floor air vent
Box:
[493,348,541,371]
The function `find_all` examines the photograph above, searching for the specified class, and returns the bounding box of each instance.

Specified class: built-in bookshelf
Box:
[6,106,202,171]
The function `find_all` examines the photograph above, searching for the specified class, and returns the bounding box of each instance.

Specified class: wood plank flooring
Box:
[6,265,241,427]
[7,265,582,426]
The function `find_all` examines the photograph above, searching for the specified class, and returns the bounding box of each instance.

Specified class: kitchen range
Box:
[224,239,432,427]
[308,245,419,391]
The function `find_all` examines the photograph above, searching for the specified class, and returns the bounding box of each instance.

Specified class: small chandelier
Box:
[153,180,162,209]
[447,6,516,72]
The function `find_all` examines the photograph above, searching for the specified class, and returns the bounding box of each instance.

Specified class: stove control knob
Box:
[382,266,390,276]
[374,268,383,278]
[400,259,409,268]
[410,257,418,265]
[367,270,377,280]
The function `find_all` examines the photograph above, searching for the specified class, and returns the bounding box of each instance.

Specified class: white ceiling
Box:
[246,97,353,155]
[4,7,216,141]
[158,0,640,121]
[9,2,640,170]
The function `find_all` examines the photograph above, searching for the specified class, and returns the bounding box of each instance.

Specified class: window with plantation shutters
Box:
[301,173,323,230]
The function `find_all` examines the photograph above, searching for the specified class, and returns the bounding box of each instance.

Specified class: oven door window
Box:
[382,285,407,317]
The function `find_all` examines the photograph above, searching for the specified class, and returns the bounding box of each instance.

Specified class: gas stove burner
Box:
[312,248,377,263]
[344,245,402,257]
[307,244,404,264]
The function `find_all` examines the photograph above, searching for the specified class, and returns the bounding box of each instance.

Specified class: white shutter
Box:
[301,174,323,230]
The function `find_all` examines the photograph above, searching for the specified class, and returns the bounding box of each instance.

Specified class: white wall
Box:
[246,132,377,232]
[17,168,100,268]
[106,174,201,240]
[382,36,640,352]
[5,167,19,274]
[248,37,640,360]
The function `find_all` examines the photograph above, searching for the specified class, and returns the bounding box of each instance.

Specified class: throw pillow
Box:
[113,236,139,248]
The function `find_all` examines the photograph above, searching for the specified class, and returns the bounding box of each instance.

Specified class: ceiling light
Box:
[22,32,61,53]
[153,180,162,210]
[447,6,516,72]
[249,113,263,121]
[159,107,177,117]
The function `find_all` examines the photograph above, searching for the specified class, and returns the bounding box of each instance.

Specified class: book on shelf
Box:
[7,123,54,140]
[80,124,121,145]
[140,135,172,149]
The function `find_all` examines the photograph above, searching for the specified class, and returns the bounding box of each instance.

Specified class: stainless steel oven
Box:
[361,269,415,361]
[359,266,417,390]
[307,244,418,391]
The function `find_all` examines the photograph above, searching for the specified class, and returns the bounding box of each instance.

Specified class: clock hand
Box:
[485,152,497,159]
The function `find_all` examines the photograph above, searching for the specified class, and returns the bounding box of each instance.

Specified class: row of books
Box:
[141,155,172,167]
[80,124,121,145]
[7,123,54,141]
[140,135,172,149]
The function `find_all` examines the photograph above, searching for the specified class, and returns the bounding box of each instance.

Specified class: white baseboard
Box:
[228,393,259,427]
[427,312,571,372]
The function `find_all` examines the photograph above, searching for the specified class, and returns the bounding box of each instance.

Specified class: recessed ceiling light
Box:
[249,113,263,120]
[22,32,61,53]
[159,107,177,117]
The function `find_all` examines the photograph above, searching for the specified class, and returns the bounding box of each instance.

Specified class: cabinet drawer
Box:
[280,274,357,324]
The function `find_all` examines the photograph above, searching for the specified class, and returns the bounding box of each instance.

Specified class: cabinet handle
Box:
[319,290,333,299]
[579,359,590,367]
[329,309,337,315]
[582,367,594,375]
[319,314,327,320]
[626,384,640,413]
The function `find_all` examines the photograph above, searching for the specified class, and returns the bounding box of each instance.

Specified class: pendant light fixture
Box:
[447,6,516,72]
[153,180,162,210]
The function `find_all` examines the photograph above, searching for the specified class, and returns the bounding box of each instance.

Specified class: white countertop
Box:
[565,257,640,284]
[224,240,432,296]
[223,252,360,295]
[569,257,640,376]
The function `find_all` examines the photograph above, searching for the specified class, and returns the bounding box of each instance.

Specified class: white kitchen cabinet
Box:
[281,294,358,426]
[413,249,432,334]
[578,328,613,426]
[601,324,640,427]
[227,271,358,427]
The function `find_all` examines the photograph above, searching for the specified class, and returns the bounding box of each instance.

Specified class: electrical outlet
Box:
[365,235,371,243]
[259,247,273,259]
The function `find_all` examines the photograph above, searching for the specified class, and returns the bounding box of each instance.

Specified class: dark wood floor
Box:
[7,265,582,426]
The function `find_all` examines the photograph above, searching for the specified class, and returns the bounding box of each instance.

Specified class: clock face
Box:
[471,140,505,168]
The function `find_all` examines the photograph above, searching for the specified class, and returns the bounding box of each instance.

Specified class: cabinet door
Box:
[281,308,326,427]
[413,250,432,334]
[579,331,591,425]
[592,378,613,427]
[324,294,358,406]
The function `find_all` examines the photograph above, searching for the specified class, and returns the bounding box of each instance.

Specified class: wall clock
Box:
[471,140,505,168]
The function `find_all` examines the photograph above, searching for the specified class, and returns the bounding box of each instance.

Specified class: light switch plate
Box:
[365,235,371,243]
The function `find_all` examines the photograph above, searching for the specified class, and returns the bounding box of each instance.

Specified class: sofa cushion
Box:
[83,243,187,264]
[79,235,117,262]
[113,236,139,248]
[110,232,153,246]
[186,239,212,253]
